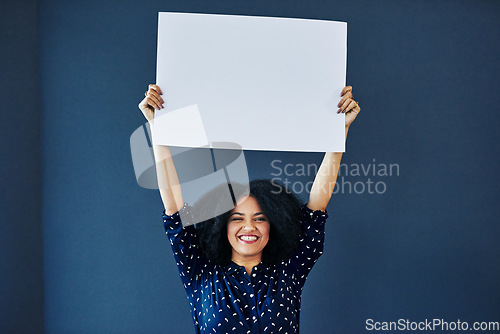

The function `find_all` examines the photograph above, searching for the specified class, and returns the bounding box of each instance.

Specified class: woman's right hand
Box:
[138,84,164,122]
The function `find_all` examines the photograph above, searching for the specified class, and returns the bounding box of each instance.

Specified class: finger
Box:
[146,89,165,106]
[337,91,353,107]
[147,91,164,108]
[340,86,352,96]
[146,96,162,110]
[149,84,163,95]
[354,103,361,114]
[337,98,352,113]
[343,100,358,114]
[147,88,164,103]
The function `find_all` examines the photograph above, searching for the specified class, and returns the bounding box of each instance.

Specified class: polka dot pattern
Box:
[162,204,327,333]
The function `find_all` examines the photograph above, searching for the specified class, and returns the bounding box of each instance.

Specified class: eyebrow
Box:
[230,212,266,216]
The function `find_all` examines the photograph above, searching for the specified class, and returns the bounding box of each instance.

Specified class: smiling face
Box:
[227,196,270,264]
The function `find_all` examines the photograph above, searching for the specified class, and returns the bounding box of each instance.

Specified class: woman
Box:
[138,84,360,333]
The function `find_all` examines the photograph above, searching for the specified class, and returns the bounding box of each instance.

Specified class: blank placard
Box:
[154,12,346,152]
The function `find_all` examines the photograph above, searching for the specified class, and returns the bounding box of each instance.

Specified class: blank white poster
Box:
[154,12,347,152]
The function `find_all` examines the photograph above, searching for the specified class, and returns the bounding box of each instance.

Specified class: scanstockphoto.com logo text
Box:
[269,158,400,195]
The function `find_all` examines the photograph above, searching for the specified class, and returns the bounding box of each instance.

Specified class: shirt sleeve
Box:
[162,204,206,287]
[288,204,328,283]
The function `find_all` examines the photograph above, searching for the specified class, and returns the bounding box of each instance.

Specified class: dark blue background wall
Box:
[2,0,499,333]
[0,1,43,333]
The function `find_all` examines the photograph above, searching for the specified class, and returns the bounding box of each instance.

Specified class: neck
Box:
[231,258,261,266]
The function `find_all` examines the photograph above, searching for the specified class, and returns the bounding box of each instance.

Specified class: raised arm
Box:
[138,84,184,215]
[307,86,361,212]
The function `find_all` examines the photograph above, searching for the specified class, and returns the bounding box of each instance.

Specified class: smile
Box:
[238,235,259,243]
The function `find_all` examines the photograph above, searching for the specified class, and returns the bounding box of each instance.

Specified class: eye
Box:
[254,217,268,222]
[230,217,243,222]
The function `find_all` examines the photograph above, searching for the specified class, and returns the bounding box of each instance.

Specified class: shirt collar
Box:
[254,261,272,276]
[225,261,240,275]
[224,261,272,277]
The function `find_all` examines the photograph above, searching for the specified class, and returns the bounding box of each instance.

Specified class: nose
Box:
[241,221,256,232]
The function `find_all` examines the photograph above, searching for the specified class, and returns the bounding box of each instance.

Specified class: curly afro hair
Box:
[194,179,303,266]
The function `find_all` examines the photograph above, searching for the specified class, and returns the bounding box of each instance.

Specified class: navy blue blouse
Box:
[162,204,328,334]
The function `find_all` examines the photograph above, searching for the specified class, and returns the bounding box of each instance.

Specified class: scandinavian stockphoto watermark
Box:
[365,318,500,332]
[130,121,251,226]
[270,158,400,195]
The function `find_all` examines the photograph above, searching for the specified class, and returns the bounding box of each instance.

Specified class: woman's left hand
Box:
[337,86,361,128]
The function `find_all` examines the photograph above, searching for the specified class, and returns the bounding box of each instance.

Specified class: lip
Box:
[237,234,260,244]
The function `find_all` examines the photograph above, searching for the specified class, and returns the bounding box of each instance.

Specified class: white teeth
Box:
[239,235,258,241]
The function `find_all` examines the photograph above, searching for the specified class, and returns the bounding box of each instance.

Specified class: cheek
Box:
[226,223,236,239]
[261,223,271,245]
